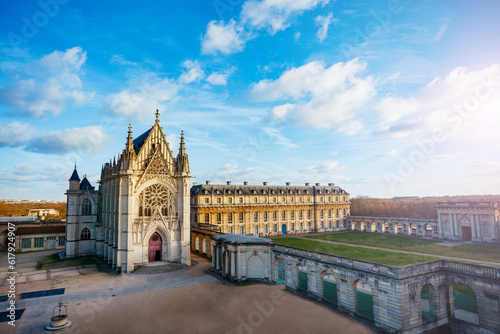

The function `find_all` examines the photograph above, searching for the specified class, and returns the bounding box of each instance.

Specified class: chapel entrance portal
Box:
[148,232,162,262]
[461,226,472,241]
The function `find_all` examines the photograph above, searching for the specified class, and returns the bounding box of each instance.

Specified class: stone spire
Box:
[155,109,160,123]
[126,124,134,151]
[176,130,190,174]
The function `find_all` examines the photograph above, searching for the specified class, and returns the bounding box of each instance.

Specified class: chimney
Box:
[206,181,210,185]
[227,181,231,185]
[328,183,334,186]
[305,183,310,186]
[244,181,248,185]
[315,183,320,186]
[286,182,290,186]
[193,182,197,186]
[263,182,268,186]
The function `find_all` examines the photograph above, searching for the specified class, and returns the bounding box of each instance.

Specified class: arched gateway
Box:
[148,232,162,262]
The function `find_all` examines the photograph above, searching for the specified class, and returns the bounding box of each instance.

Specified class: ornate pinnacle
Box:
[155,109,160,122]
[126,123,134,152]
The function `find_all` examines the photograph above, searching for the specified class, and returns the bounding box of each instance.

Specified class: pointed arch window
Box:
[81,227,91,240]
[82,199,92,215]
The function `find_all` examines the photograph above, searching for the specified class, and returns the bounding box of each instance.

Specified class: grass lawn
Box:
[274,238,438,266]
[37,253,98,270]
[306,232,500,264]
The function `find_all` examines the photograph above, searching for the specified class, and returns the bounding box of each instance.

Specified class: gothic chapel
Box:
[65,111,191,272]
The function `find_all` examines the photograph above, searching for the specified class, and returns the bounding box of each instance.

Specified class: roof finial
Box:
[74,162,77,169]
[155,109,160,121]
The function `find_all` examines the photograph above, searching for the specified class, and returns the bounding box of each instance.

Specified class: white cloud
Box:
[26,126,106,155]
[315,12,336,42]
[178,60,205,84]
[299,160,345,174]
[206,67,235,86]
[252,59,375,132]
[0,122,32,147]
[294,32,301,41]
[376,149,401,160]
[0,47,94,117]
[201,19,246,55]
[241,0,330,35]
[375,64,500,138]
[261,127,298,148]
[104,77,179,117]
[201,0,329,55]
[376,97,419,123]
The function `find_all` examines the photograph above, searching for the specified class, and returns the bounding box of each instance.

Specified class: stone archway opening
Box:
[354,280,373,319]
[148,232,162,262]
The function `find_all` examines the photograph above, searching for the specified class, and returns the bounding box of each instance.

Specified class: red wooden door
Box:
[148,233,162,262]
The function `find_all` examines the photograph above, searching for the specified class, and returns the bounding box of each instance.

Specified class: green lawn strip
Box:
[274,238,437,266]
[37,253,98,270]
[306,232,500,264]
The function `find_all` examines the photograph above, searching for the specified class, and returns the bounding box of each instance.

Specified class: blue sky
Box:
[1,0,500,200]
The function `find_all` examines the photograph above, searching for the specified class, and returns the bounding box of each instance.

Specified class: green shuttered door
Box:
[356,290,374,319]
[323,280,337,304]
[298,270,308,291]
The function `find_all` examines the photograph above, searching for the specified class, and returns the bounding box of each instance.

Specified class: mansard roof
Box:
[69,168,81,181]
[191,183,349,196]
[132,127,152,154]
[80,177,95,191]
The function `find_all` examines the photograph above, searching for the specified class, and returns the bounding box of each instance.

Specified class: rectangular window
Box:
[329,221,332,229]
[254,197,258,203]
[282,211,286,220]
[217,213,221,223]
[205,198,209,204]
[273,211,277,221]
[254,226,259,235]
[321,222,324,229]
[307,197,310,202]
[299,197,303,203]
[22,238,32,248]
[228,212,233,223]
[291,211,295,220]
[254,212,258,222]
[307,210,311,219]
[47,236,56,240]
[300,223,303,230]
[34,237,44,248]
[205,213,210,223]
[274,224,277,233]
[239,226,244,234]
[217,197,221,204]
[328,209,332,218]
[336,209,339,217]
[336,221,340,229]
[228,226,233,234]
[308,222,311,230]
[291,222,295,230]
[299,210,303,219]
[228,198,233,204]
[320,197,323,202]
[264,211,268,221]
[320,209,324,218]
[58,236,65,247]
[239,212,244,223]
[264,225,268,234]
[239,197,243,203]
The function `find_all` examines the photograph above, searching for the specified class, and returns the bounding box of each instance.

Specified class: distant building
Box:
[437,202,500,243]
[28,208,60,219]
[190,182,350,237]
[15,225,66,252]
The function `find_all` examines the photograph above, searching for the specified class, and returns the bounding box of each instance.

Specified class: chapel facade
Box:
[65,111,191,272]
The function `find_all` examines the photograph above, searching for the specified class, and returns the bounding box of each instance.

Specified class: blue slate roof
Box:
[69,168,80,181]
[80,177,95,191]
[132,127,152,154]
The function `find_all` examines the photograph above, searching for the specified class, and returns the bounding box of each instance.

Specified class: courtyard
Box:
[0,251,374,334]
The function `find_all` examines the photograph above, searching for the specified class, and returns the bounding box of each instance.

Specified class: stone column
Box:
[476,215,482,241]
[211,242,216,271]
[491,215,497,242]
[236,249,241,279]
[230,250,236,278]
[438,215,443,238]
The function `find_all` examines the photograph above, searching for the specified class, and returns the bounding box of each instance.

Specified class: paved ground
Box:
[0,251,374,334]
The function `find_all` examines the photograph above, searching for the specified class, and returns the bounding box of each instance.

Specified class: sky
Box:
[1,0,500,201]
